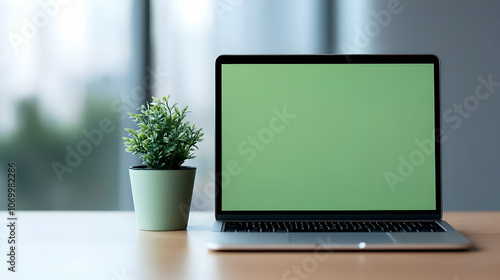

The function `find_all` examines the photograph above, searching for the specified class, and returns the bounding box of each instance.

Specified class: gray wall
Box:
[336,0,500,210]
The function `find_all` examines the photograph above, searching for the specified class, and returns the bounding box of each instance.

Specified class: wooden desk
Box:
[1,212,499,280]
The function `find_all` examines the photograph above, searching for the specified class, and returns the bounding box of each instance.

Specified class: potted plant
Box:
[123,96,203,230]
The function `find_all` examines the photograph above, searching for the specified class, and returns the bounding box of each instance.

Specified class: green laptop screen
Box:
[221,63,436,211]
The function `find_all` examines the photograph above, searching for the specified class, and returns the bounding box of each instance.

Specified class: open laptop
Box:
[207,54,471,251]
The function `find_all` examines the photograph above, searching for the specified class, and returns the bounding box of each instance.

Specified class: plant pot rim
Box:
[129,165,196,171]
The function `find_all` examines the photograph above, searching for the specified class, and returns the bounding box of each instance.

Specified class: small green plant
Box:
[123,96,203,169]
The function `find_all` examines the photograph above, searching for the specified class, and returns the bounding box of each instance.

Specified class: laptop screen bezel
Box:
[215,54,442,220]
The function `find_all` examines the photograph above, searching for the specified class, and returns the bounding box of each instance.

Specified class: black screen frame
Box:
[215,54,442,221]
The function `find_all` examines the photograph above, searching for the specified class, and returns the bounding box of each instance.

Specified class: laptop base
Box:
[208,220,471,251]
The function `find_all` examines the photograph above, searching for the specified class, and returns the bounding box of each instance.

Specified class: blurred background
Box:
[0,0,499,211]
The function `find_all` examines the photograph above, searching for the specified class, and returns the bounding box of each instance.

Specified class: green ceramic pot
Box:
[129,166,196,231]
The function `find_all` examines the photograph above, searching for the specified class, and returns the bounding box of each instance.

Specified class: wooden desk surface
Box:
[1,211,499,280]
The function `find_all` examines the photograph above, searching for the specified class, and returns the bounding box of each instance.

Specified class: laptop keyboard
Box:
[223,221,445,233]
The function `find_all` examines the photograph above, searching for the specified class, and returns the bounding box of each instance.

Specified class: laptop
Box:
[207,54,471,251]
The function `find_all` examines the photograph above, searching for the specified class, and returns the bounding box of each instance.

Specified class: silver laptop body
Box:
[208,54,471,251]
